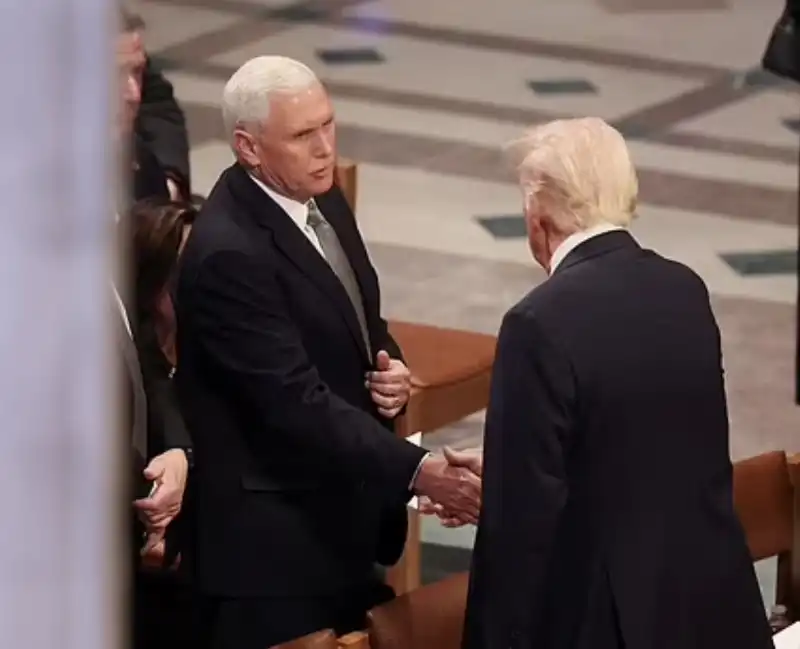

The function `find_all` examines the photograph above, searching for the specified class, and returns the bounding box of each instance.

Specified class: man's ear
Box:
[232,128,259,168]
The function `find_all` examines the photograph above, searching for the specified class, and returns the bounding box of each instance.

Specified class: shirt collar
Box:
[249,173,309,229]
[549,223,624,274]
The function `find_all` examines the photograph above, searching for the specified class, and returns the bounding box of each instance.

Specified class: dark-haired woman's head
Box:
[131,198,196,362]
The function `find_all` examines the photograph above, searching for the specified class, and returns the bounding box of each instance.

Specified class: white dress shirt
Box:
[112,212,133,338]
[549,223,624,274]
[112,284,132,337]
[249,175,326,257]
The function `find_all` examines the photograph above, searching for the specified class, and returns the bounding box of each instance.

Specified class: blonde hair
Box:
[504,117,638,233]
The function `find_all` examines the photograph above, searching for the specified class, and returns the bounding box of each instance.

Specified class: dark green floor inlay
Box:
[720,249,797,276]
[420,542,472,585]
[476,215,526,239]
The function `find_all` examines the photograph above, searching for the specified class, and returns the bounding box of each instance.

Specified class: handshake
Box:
[413,447,483,528]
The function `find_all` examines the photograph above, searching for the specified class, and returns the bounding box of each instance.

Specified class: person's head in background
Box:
[222,55,336,203]
[116,7,146,140]
[505,117,638,273]
[131,198,196,365]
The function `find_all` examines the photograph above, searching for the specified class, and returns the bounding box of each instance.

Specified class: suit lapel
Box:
[226,165,370,360]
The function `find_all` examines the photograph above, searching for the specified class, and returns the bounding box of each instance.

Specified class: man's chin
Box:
[310,172,335,195]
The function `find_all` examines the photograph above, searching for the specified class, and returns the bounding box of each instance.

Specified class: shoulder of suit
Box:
[659,255,711,299]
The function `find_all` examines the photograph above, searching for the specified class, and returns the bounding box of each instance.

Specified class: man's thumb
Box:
[143,460,164,481]
[443,446,465,466]
[444,446,481,475]
[375,349,391,370]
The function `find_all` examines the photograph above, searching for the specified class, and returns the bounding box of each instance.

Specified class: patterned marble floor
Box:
[134,0,798,597]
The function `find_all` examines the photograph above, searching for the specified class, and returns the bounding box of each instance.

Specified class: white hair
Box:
[504,117,638,233]
[221,56,320,141]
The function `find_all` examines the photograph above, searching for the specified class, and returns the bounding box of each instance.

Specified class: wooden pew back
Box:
[268,629,339,649]
[335,159,358,211]
[734,451,794,560]
[367,572,469,649]
[733,451,800,617]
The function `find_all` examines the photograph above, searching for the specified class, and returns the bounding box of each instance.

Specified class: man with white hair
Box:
[174,56,481,648]
[460,118,772,649]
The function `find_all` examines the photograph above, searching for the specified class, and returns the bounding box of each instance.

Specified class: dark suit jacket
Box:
[135,57,190,197]
[135,316,192,455]
[118,293,150,564]
[174,164,426,598]
[132,136,170,205]
[463,231,772,649]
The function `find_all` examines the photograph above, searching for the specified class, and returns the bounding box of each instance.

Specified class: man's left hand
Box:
[133,448,188,531]
[366,350,411,419]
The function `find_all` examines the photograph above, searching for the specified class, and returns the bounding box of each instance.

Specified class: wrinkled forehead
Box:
[265,84,334,135]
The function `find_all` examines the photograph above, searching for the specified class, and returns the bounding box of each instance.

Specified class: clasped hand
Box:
[133,448,188,556]
[418,447,483,527]
[366,350,411,419]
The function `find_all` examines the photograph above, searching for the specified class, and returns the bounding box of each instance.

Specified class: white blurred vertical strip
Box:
[0,1,121,649]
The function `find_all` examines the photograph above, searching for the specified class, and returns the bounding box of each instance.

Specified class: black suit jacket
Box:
[135,57,190,197]
[463,231,772,649]
[174,164,426,598]
[117,294,150,563]
[132,136,170,205]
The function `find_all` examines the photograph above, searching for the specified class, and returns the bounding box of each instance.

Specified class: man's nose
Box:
[315,131,334,157]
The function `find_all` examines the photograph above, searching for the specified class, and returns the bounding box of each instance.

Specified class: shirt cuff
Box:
[408,452,432,492]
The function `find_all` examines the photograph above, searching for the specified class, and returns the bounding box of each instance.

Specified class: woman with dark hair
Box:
[132,197,196,372]
[129,197,197,649]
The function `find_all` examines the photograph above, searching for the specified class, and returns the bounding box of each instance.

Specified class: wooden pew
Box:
[335,160,357,209]
[338,631,371,649]
[367,572,468,649]
[269,629,339,649]
[267,629,370,649]
[335,159,496,594]
[735,451,800,618]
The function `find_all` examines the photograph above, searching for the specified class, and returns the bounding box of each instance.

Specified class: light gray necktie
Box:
[306,199,371,353]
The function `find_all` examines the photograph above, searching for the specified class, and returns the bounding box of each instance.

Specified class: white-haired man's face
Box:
[235,83,336,201]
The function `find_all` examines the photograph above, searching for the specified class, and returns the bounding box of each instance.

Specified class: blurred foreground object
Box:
[0,0,121,648]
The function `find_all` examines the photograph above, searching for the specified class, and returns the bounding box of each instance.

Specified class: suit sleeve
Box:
[190,249,426,500]
[464,309,576,649]
[136,320,192,453]
[135,57,190,195]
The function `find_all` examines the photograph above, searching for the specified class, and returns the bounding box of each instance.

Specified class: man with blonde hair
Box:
[460,118,772,649]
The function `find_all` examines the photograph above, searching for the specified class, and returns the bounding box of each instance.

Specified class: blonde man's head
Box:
[504,117,638,268]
